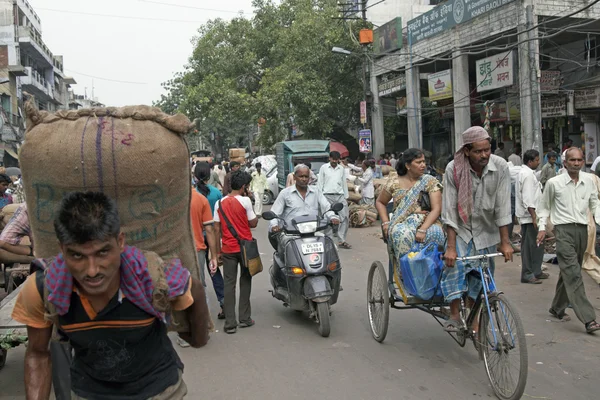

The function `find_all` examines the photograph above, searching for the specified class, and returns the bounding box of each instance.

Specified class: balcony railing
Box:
[17,26,54,62]
[22,66,50,97]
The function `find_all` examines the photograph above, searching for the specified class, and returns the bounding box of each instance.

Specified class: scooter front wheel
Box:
[316,302,331,337]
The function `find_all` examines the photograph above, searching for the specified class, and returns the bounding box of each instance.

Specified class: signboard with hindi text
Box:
[378,73,406,97]
[476,51,514,92]
[374,18,403,55]
[407,0,517,44]
[541,97,567,118]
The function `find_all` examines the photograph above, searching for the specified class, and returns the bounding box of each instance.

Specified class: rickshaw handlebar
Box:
[456,252,504,262]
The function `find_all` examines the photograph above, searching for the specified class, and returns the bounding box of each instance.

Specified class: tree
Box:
[156,0,366,154]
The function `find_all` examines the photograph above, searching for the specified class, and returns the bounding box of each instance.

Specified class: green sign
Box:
[374,17,402,54]
[407,0,516,44]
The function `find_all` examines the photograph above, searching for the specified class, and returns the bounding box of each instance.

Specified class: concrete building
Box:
[370,0,600,168]
[68,92,105,109]
[0,0,76,166]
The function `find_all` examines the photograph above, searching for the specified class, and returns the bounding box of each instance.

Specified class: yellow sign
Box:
[428,70,453,101]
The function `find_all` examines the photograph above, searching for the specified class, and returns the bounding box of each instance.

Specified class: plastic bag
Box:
[399,243,444,300]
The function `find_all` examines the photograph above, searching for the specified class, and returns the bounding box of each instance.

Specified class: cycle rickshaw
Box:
[367,251,528,400]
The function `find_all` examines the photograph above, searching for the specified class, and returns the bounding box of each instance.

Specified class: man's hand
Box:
[271,226,281,233]
[331,219,340,226]
[499,241,514,263]
[536,230,546,247]
[209,259,218,275]
[444,247,458,267]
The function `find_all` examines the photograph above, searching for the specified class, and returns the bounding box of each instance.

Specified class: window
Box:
[0,94,11,114]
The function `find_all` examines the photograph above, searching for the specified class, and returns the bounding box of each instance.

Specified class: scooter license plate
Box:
[301,243,324,254]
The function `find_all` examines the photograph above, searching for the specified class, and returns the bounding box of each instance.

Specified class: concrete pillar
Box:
[452,50,470,151]
[519,4,543,153]
[370,63,385,159]
[406,64,422,148]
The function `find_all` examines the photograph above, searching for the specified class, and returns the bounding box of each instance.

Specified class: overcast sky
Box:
[28,0,255,107]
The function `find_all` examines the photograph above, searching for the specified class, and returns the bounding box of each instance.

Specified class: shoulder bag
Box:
[217,199,263,276]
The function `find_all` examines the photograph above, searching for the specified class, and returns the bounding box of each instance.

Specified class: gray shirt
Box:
[442,154,512,250]
[269,185,339,231]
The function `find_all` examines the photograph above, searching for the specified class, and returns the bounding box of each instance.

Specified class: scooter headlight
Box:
[296,221,318,234]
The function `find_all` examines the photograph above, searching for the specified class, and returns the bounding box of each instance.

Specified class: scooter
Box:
[262,203,343,337]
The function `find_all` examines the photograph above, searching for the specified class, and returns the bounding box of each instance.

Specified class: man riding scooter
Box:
[268,164,340,261]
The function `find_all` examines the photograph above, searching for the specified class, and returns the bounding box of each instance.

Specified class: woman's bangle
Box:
[417,229,427,234]
[382,221,390,227]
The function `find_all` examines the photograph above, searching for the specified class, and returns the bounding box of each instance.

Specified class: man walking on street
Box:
[214,171,258,334]
[540,151,558,189]
[508,144,523,166]
[516,149,548,284]
[318,151,351,249]
[250,162,268,217]
[441,126,514,333]
[536,147,600,334]
[223,161,241,195]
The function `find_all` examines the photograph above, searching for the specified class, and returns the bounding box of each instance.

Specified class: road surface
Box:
[0,219,599,399]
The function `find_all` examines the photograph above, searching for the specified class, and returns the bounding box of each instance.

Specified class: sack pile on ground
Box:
[19,100,212,332]
[349,204,378,227]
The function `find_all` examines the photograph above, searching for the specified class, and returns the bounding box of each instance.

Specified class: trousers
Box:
[520,223,544,281]
[324,194,349,243]
[552,224,596,324]
[222,252,252,330]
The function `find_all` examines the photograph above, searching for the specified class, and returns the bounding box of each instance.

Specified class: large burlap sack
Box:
[229,148,245,158]
[20,101,208,332]
[381,165,393,176]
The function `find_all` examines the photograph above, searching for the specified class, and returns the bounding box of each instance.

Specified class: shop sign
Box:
[378,73,406,97]
[358,129,372,153]
[428,69,453,101]
[574,87,600,109]
[540,70,561,94]
[374,17,403,55]
[476,51,514,92]
[506,97,520,121]
[407,0,516,44]
[541,97,567,118]
[585,132,598,164]
[396,97,407,115]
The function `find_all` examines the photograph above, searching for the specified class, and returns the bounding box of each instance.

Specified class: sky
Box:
[28,0,256,107]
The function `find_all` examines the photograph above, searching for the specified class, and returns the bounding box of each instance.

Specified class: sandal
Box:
[443,318,464,333]
[224,327,237,334]
[239,319,255,328]
[585,320,600,334]
[549,308,571,322]
[339,242,352,250]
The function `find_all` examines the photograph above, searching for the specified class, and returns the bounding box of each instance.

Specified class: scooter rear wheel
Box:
[316,302,331,337]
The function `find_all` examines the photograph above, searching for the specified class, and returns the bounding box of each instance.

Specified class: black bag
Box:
[418,191,432,212]
[217,199,263,276]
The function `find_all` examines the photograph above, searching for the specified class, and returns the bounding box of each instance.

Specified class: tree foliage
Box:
[155,0,365,155]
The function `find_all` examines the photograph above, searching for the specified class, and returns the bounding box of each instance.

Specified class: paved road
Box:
[0,219,599,399]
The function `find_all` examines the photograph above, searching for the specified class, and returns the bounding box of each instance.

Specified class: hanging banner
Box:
[428,69,453,101]
[506,97,520,121]
[396,97,407,115]
[374,17,403,55]
[476,51,515,92]
[358,129,372,153]
[360,101,367,124]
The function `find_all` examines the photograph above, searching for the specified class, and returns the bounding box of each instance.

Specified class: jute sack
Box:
[20,101,211,332]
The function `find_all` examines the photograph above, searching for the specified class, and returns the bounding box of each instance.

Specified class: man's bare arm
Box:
[25,326,52,400]
[0,241,32,256]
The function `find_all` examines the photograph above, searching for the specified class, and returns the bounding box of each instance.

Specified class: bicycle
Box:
[367,252,528,400]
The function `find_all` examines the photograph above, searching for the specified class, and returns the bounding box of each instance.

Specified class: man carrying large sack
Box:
[12,192,210,399]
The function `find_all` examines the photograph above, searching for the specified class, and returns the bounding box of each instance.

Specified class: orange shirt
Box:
[190,188,214,251]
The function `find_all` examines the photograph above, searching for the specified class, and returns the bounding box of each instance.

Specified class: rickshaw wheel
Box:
[479,294,528,400]
[367,261,389,343]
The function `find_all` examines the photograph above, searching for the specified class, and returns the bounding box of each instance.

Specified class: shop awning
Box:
[329,141,349,158]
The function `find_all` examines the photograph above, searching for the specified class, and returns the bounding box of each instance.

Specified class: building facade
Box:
[0,0,76,165]
[370,0,600,167]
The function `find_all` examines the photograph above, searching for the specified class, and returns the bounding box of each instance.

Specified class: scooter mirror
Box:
[262,211,278,220]
[331,203,344,212]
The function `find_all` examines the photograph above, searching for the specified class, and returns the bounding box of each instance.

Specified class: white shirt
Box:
[508,153,522,166]
[344,163,362,180]
[268,185,338,231]
[318,163,348,198]
[591,156,600,172]
[357,167,374,198]
[515,165,542,224]
[213,195,256,222]
[537,172,600,231]
[389,158,397,169]
[494,148,506,159]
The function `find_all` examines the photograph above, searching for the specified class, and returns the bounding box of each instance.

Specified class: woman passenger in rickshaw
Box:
[375,148,446,266]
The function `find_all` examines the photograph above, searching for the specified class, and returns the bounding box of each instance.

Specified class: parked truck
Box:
[276,140,330,189]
